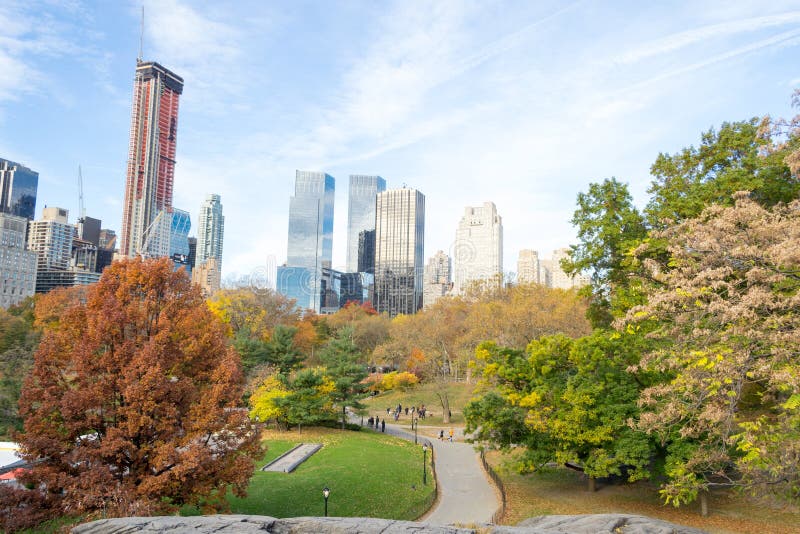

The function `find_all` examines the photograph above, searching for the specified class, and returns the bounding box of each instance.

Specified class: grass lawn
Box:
[487,450,800,534]
[361,381,477,427]
[219,427,435,520]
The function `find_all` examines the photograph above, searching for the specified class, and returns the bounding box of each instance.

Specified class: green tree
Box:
[466,331,653,489]
[563,178,649,327]
[277,368,337,430]
[264,325,305,376]
[320,326,367,429]
[646,119,798,228]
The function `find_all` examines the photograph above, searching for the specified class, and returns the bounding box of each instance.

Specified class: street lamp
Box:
[413,418,418,444]
[323,486,330,517]
[422,444,428,485]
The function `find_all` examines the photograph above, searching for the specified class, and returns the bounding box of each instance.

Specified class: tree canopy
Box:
[17,259,263,517]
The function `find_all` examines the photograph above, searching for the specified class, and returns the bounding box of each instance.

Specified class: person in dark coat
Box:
[381,419,386,432]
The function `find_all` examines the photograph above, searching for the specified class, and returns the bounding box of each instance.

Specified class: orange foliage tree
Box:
[17,258,263,517]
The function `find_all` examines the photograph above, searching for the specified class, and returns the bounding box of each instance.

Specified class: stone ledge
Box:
[72,514,706,533]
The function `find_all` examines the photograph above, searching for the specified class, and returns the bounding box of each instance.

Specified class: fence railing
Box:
[479,449,506,524]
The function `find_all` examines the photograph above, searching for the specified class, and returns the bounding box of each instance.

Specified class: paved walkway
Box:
[360,418,499,526]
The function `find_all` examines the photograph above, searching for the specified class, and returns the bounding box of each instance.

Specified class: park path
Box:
[358,416,499,526]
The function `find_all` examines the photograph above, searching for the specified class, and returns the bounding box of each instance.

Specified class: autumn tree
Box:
[623,193,800,507]
[17,258,263,518]
[0,301,40,438]
[208,287,299,338]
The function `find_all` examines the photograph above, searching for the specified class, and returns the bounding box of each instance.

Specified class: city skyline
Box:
[0,1,798,280]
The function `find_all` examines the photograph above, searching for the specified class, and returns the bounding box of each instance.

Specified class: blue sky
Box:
[1,0,798,282]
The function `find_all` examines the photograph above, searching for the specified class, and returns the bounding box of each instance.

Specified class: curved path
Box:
[360,418,498,526]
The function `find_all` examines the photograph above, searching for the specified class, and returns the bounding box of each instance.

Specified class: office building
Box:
[423,250,452,308]
[517,249,541,284]
[346,175,385,273]
[192,257,221,296]
[0,213,37,308]
[373,188,424,317]
[196,194,223,268]
[96,229,116,273]
[170,208,192,273]
[187,237,197,269]
[0,158,38,220]
[277,171,335,312]
[453,202,503,294]
[548,248,590,289]
[28,207,76,271]
[120,61,183,258]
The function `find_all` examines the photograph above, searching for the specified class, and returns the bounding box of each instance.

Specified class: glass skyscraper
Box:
[373,188,425,317]
[278,171,335,312]
[0,158,38,220]
[170,208,192,273]
[346,175,385,273]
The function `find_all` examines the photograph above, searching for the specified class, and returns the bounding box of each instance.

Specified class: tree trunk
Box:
[587,477,596,492]
[438,390,451,424]
[699,491,709,517]
[342,405,346,430]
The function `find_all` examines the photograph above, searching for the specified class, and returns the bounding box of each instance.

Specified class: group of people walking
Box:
[366,416,386,432]
[385,403,429,420]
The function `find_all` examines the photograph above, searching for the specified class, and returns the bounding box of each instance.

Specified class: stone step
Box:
[261,443,322,473]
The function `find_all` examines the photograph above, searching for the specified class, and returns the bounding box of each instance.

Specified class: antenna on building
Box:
[78,164,86,220]
[138,5,144,63]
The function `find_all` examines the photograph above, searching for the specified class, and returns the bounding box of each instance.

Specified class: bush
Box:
[0,485,60,533]
[381,371,419,391]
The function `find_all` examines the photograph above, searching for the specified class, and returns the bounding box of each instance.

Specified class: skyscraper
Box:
[423,250,452,308]
[346,175,385,273]
[453,202,503,294]
[0,213,37,308]
[277,171,335,312]
[373,188,425,317]
[120,61,183,258]
[547,248,590,289]
[170,208,192,273]
[0,158,38,220]
[196,195,223,281]
[27,207,75,272]
[517,249,541,284]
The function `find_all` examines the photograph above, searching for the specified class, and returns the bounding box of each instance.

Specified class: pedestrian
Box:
[387,407,390,414]
[439,429,444,441]
[405,407,409,415]
[368,416,374,426]
[449,428,454,442]
[381,419,386,433]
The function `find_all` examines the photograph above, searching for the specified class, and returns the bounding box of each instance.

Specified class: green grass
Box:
[361,381,477,426]
[221,427,435,520]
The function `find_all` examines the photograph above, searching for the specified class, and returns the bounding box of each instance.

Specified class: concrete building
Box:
[546,248,590,289]
[27,207,75,272]
[423,250,452,308]
[0,158,38,221]
[517,249,541,284]
[373,188,425,317]
[453,202,503,294]
[0,213,37,308]
[346,175,385,273]
[192,257,221,296]
[120,61,183,258]
[277,171,334,312]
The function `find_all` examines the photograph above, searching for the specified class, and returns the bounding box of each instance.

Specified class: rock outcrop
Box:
[72,513,707,533]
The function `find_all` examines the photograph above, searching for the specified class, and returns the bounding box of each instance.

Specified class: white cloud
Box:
[618,11,800,64]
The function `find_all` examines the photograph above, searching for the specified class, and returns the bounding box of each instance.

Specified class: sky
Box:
[1,0,798,284]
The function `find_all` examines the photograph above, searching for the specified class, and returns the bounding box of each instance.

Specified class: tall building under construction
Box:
[120,61,183,258]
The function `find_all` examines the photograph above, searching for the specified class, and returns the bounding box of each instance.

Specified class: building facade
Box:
[120,61,183,258]
[346,175,385,273]
[373,188,425,317]
[517,249,541,284]
[423,250,451,308]
[548,248,590,289]
[192,257,221,296]
[196,195,223,268]
[170,208,192,273]
[278,171,335,312]
[0,158,38,221]
[0,213,37,308]
[27,207,76,272]
[453,202,503,294]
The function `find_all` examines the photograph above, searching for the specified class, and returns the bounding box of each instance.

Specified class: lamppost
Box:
[323,486,330,517]
[413,418,418,444]
[422,444,428,485]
